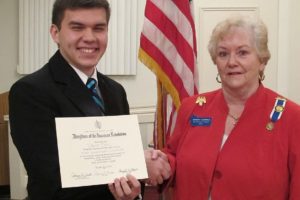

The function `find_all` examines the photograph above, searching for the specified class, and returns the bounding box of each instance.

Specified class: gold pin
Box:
[275,105,284,112]
[196,96,206,106]
[266,122,274,131]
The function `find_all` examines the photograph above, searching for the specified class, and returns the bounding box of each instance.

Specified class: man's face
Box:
[50,8,108,76]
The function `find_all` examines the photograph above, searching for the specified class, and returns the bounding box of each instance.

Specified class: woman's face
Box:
[215,26,265,93]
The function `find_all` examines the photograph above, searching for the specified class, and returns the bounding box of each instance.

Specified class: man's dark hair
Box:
[52,0,111,29]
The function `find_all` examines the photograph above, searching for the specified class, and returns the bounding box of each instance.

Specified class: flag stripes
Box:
[151,0,195,49]
[139,0,198,149]
[139,0,198,108]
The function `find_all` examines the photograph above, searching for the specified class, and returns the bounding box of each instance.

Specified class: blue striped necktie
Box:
[86,78,105,112]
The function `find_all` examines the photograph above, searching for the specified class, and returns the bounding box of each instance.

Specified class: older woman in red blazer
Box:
[148,15,300,200]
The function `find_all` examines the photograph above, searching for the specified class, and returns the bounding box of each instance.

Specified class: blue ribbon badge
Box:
[190,115,212,127]
[266,97,286,131]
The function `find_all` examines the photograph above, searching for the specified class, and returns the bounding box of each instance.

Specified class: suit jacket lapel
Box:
[49,51,104,116]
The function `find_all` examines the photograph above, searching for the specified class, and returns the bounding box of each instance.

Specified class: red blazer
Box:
[165,85,300,200]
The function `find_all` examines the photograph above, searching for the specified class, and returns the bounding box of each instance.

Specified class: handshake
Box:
[108,149,171,200]
[144,149,171,186]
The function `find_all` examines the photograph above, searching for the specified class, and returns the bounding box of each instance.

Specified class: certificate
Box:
[55,115,148,188]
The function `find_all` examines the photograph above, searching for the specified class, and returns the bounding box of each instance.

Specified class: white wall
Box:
[289,0,300,103]
[0,0,21,93]
[1,0,300,103]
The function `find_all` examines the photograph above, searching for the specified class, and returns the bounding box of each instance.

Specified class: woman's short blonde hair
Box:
[207,15,271,65]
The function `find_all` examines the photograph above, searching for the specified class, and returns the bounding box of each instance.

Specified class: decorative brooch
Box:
[196,96,206,106]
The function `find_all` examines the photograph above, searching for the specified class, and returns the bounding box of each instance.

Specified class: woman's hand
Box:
[144,149,171,186]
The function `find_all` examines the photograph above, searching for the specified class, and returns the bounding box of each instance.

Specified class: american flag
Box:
[139,0,199,149]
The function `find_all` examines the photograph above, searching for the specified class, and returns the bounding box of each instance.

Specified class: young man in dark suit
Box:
[9,0,142,199]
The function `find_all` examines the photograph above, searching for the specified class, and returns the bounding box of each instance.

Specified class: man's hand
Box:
[108,174,141,200]
[144,149,171,186]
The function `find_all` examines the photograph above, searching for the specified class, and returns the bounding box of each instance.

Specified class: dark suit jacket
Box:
[9,51,130,200]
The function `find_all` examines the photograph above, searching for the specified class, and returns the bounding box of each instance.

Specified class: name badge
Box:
[190,115,212,127]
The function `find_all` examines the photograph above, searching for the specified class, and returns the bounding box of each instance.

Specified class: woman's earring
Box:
[259,73,265,81]
[216,73,222,83]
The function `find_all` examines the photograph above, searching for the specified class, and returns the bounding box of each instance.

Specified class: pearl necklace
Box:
[227,113,240,125]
